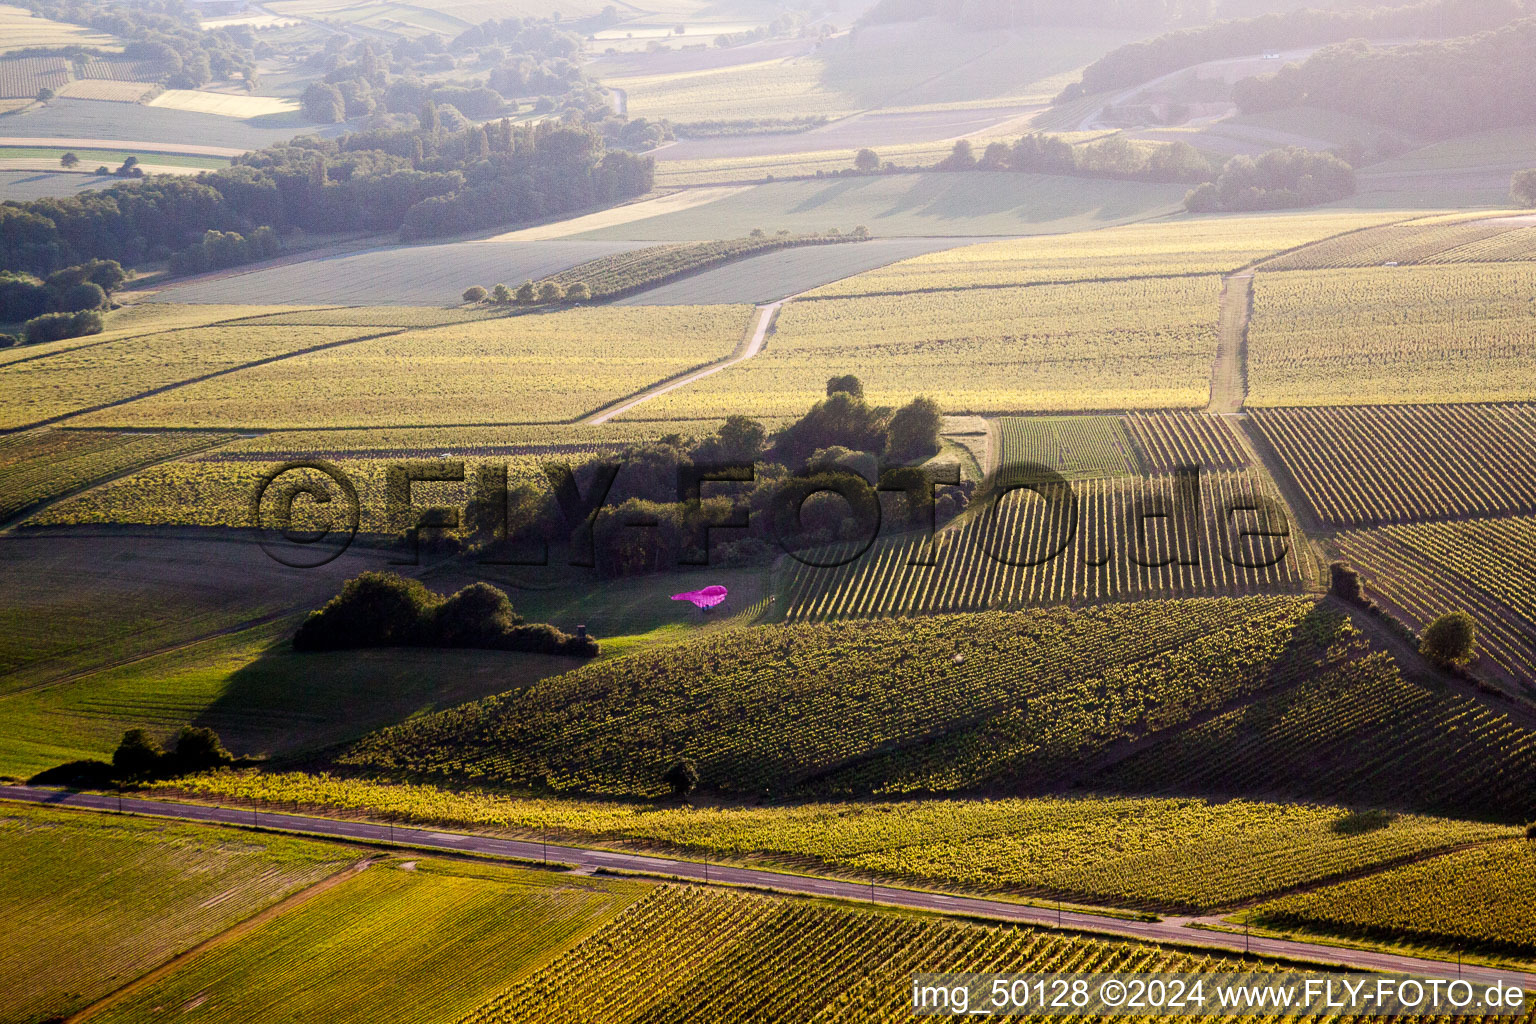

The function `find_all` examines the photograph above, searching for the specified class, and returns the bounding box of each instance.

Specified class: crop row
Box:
[1255,840,1536,956]
[1246,264,1536,406]
[75,305,752,429]
[1260,217,1527,271]
[804,211,1403,298]
[638,276,1223,418]
[0,428,234,522]
[334,598,1333,799]
[0,56,68,98]
[996,415,1137,479]
[1336,518,1536,687]
[90,859,646,1024]
[163,770,1516,915]
[777,469,1306,619]
[1096,647,1536,823]
[1252,404,1536,526]
[1125,411,1249,473]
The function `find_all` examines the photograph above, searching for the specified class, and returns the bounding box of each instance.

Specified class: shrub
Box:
[434,581,522,646]
[1420,610,1477,667]
[23,310,102,344]
[491,283,513,303]
[0,333,16,348]
[462,285,488,303]
[516,280,536,303]
[565,282,590,301]
[537,280,564,302]
[112,728,165,780]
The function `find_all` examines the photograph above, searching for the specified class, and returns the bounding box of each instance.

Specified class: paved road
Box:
[4,785,1530,989]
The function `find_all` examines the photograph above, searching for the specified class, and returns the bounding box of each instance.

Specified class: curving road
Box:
[3,785,1530,990]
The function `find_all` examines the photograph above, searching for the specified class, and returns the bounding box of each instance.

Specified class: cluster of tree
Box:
[1057,0,1523,102]
[168,226,281,276]
[18,308,103,344]
[921,133,1215,183]
[17,0,258,88]
[0,119,653,274]
[469,379,973,578]
[293,573,599,656]
[1515,169,1536,207]
[462,280,590,304]
[1232,18,1536,136]
[0,257,122,322]
[112,725,234,781]
[1184,146,1355,211]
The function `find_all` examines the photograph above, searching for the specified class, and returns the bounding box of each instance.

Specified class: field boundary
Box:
[3,327,414,434]
[5,787,1531,990]
[63,856,379,1024]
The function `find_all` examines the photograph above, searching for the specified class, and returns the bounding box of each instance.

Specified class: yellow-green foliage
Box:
[90,858,651,1024]
[161,773,1508,913]
[776,469,1304,618]
[0,428,234,521]
[1337,518,1536,686]
[1259,215,1535,270]
[30,454,548,532]
[996,415,1138,478]
[1246,264,1536,405]
[80,305,752,428]
[0,304,324,368]
[0,3,118,52]
[1,324,383,430]
[1256,839,1536,954]
[0,804,350,1024]
[1125,410,1250,472]
[329,598,1340,799]
[805,213,1408,298]
[1251,404,1536,526]
[636,277,1222,418]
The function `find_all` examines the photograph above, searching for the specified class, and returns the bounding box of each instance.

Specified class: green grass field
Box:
[0,145,231,169]
[0,803,352,1023]
[91,857,652,1024]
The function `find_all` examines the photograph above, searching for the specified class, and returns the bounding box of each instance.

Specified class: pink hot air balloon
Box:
[671,584,728,609]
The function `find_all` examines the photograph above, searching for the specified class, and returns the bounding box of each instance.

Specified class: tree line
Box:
[1233,17,1536,136]
[0,117,652,276]
[1056,0,1524,102]
[1185,146,1356,211]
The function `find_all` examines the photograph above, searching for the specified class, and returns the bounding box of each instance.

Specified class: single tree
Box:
[853,147,879,172]
[59,151,79,168]
[937,139,975,171]
[1420,610,1477,667]
[826,374,863,399]
[664,758,698,797]
[173,726,232,772]
[515,280,537,303]
[112,728,165,780]
[463,285,488,303]
[537,281,565,303]
[715,414,766,461]
[35,86,53,103]
[565,282,590,301]
[1512,169,1536,208]
[1329,561,1363,603]
[301,81,345,123]
[490,283,513,303]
